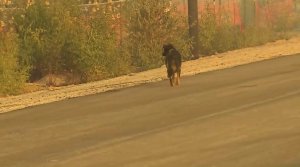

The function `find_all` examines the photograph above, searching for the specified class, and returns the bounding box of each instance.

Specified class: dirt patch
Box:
[1,36,300,114]
[22,83,46,94]
[35,73,82,86]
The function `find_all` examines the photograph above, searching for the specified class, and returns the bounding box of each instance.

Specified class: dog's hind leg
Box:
[170,74,177,87]
[169,78,174,87]
[175,72,180,86]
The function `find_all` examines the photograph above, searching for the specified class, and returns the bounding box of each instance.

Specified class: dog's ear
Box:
[164,44,174,50]
[167,44,174,49]
[162,44,169,57]
[162,43,174,56]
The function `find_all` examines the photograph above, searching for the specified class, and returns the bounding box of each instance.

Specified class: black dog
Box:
[162,44,182,87]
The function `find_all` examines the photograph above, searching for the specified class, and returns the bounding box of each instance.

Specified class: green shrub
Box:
[0,32,28,96]
[76,12,131,82]
[198,8,218,55]
[14,0,83,80]
[14,0,127,83]
[242,26,277,47]
[123,0,191,70]
[198,5,282,56]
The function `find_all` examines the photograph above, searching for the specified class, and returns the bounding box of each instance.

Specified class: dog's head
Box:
[162,43,174,57]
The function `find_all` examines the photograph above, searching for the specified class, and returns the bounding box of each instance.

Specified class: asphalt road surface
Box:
[1,54,300,167]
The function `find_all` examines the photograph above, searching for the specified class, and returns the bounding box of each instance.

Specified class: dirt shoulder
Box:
[1,36,300,114]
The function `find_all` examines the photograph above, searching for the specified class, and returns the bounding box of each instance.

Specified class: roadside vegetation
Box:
[0,32,28,95]
[0,0,299,96]
[123,0,191,70]
[198,3,298,55]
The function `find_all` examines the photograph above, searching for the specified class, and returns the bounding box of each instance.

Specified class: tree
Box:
[188,0,199,59]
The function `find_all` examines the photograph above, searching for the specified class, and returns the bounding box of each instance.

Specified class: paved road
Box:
[1,55,300,167]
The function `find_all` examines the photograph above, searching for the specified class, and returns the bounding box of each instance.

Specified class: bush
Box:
[242,26,277,47]
[14,0,83,80]
[198,5,281,56]
[198,8,218,55]
[198,8,242,55]
[123,0,191,70]
[76,12,131,82]
[0,32,28,96]
[14,0,127,83]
